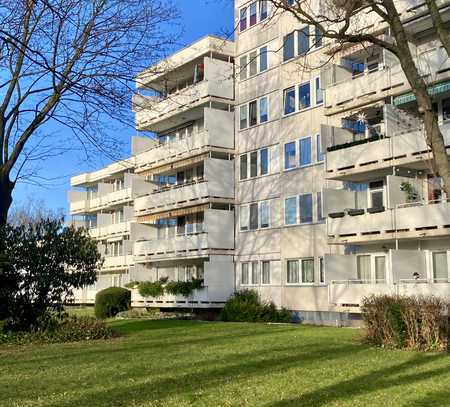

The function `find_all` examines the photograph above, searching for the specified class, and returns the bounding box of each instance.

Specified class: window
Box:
[283,32,295,61]
[301,258,315,283]
[251,261,259,284]
[250,203,259,230]
[315,26,323,48]
[299,137,311,166]
[260,148,269,175]
[315,77,323,105]
[284,141,296,169]
[240,154,248,180]
[433,251,448,282]
[260,201,270,228]
[352,60,365,76]
[357,255,371,282]
[284,87,296,115]
[262,261,270,284]
[443,98,450,121]
[259,96,268,123]
[299,193,313,223]
[239,55,247,80]
[285,197,297,225]
[287,260,299,283]
[250,151,258,177]
[241,263,249,285]
[260,46,268,72]
[369,181,384,208]
[316,133,324,162]
[240,8,247,31]
[249,2,257,26]
[240,105,248,130]
[260,0,268,20]
[249,100,257,126]
[240,205,249,231]
[298,82,311,110]
[319,257,324,283]
[298,26,309,56]
[317,191,324,221]
[249,51,257,76]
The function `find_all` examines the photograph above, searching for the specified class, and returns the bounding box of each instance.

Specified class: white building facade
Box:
[69,1,450,324]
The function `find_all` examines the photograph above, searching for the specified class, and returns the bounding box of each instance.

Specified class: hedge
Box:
[95,287,131,319]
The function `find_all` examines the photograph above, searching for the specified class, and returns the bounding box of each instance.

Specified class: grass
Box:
[65,306,95,318]
[0,320,449,406]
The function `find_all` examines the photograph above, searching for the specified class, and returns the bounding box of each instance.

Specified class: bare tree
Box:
[269,0,450,194]
[0,0,180,227]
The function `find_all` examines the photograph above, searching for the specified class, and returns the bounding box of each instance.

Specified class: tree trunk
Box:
[0,170,14,228]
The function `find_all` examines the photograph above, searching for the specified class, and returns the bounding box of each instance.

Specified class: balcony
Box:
[69,175,151,215]
[327,200,450,244]
[70,159,134,187]
[89,221,131,239]
[322,43,450,115]
[134,108,234,172]
[323,118,450,181]
[134,209,234,262]
[134,158,234,216]
[133,57,234,132]
[102,255,134,271]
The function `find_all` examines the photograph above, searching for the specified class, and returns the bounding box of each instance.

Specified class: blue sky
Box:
[11,0,234,216]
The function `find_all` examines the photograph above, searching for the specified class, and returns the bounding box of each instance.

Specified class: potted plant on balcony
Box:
[400,181,419,203]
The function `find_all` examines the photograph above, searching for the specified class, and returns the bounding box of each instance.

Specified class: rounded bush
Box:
[95,287,131,319]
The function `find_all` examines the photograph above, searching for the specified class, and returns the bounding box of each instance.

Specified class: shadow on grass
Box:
[268,354,449,406]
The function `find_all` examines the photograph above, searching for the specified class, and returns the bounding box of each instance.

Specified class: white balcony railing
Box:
[328,199,450,241]
[102,255,134,270]
[89,222,131,239]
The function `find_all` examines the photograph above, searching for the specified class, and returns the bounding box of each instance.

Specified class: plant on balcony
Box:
[137,281,165,298]
[400,181,419,203]
[327,134,381,152]
[165,278,204,297]
[361,294,448,352]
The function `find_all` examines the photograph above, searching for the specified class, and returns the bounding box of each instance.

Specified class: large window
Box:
[283,32,295,61]
[299,193,313,223]
[284,87,296,114]
[240,147,271,180]
[251,261,259,284]
[287,258,315,284]
[298,82,311,110]
[260,46,268,72]
[285,197,297,225]
[240,96,269,129]
[357,255,371,282]
[241,201,271,230]
[298,26,309,55]
[299,137,312,166]
[284,141,296,169]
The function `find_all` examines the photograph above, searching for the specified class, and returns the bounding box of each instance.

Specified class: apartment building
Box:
[69,0,450,324]
[69,36,236,308]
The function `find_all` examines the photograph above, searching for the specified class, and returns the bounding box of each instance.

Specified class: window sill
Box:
[239,172,277,183]
[283,161,324,173]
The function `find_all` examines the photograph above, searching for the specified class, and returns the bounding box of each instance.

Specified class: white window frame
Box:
[239,96,270,130]
[286,257,316,285]
[239,146,271,181]
[240,200,271,231]
[261,260,271,285]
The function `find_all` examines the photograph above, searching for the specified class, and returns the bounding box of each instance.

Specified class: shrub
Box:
[361,294,448,351]
[165,278,203,296]
[221,290,292,323]
[95,287,130,319]
[0,316,115,345]
[138,281,165,298]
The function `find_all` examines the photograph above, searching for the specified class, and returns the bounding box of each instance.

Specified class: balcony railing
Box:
[327,199,450,242]
[102,255,134,270]
[328,279,450,307]
[325,122,450,178]
[69,187,133,214]
[89,221,131,239]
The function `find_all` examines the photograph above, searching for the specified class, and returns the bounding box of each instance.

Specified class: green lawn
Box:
[1,320,449,407]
